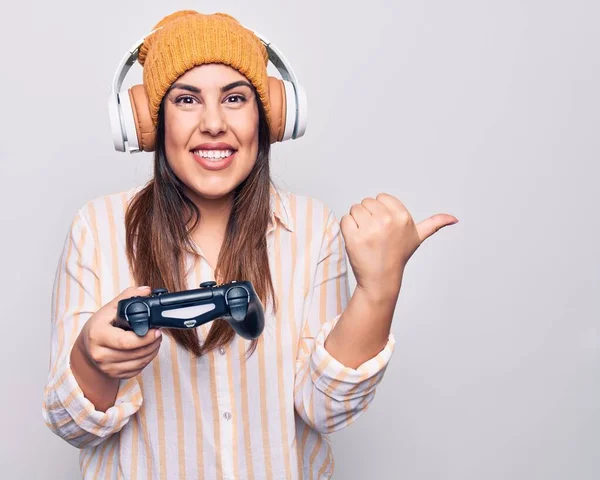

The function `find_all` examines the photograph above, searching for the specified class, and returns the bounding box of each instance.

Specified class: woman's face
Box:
[163,63,259,201]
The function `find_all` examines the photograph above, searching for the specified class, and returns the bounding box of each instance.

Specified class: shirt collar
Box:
[268,183,294,234]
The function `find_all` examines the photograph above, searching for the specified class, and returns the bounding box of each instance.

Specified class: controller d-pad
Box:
[226,287,249,321]
[125,301,150,336]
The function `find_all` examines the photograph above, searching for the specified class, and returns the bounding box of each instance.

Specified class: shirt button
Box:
[223,412,232,421]
[219,347,226,355]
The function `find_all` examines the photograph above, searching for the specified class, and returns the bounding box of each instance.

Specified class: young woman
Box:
[42,10,458,480]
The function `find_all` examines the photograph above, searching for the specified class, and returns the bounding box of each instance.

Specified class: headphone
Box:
[108,27,308,153]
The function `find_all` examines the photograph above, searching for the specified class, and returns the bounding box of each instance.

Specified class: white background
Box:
[0,0,598,478]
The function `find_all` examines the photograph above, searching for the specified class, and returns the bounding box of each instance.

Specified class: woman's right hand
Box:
[75,286,163,380]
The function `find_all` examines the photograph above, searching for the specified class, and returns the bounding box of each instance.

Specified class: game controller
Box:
[114,280,265,340]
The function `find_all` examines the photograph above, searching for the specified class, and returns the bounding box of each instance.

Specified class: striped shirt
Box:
[42,184,395,480]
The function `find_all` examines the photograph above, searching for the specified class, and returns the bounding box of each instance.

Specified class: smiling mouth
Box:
[191,149,235,161]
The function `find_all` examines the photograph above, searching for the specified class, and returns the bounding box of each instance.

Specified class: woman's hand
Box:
[340,193,458,301]
[75,286,163,380]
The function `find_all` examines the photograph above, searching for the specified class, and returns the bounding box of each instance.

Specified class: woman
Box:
[42,10,458,480]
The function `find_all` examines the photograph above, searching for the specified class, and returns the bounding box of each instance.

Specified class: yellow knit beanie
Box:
[138,10,271,127]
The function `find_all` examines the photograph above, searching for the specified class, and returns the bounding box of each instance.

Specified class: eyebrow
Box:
[167,80,254,94]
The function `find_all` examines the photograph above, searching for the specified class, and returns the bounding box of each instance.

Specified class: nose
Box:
[199,101,227,136]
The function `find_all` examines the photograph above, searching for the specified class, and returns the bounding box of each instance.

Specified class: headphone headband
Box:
[109,26,307,153]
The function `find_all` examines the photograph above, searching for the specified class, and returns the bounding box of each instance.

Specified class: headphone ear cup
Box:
[267,77,286,143]
[128,85,156,152]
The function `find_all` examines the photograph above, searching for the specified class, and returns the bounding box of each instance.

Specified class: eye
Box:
[225,94,246,104]
[174,95,198,105]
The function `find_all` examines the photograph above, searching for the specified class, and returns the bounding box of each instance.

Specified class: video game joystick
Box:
[114,280,264,340]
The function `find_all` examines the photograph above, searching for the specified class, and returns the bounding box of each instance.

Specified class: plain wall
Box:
[1,0,598,478]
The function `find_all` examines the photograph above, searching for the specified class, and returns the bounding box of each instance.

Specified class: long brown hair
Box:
[124,90,276,357]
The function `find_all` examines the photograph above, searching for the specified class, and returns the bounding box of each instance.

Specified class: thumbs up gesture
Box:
[340,193,458,300]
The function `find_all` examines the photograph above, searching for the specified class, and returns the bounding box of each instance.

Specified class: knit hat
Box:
[138,10,271,127]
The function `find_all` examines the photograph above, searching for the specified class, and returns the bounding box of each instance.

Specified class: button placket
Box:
[213,342,234,477]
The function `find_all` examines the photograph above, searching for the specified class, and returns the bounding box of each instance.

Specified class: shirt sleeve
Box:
[42,209,142,449]
[294,206,396,434]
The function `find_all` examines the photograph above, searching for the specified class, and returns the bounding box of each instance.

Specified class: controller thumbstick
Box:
[200,281,217,288]
[151,288,168,296]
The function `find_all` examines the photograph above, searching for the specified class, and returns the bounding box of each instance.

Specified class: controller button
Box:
[200,281,217,288]
[128,301,150,315]
[227,287,249,300]
[151,288,168,296]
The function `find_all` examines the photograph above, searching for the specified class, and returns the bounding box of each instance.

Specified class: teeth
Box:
[193,149,233,160]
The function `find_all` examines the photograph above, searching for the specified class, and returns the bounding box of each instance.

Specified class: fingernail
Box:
[138,286,150,289]
[155,329,162,338]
